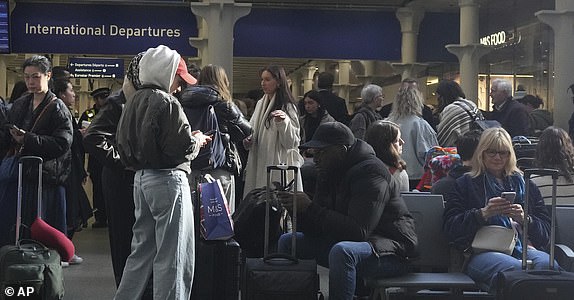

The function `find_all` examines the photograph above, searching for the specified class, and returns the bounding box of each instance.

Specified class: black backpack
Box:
[190,105,226,170]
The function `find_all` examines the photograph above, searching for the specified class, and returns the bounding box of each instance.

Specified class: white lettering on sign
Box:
[480,31,506,46]
[24,23,181,39]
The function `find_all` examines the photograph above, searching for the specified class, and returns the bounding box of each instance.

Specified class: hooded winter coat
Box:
[116,45,200,172]
[300,139,418,259]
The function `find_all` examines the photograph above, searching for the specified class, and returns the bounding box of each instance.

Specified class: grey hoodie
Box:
[116,45,200,172]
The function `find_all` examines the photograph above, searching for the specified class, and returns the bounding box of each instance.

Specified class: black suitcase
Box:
[241,165,321,300]
[496,168,574,300]
[0,156,65,300]
[190,175,241,300]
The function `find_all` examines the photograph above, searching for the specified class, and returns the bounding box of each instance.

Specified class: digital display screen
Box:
[0,1,9,53]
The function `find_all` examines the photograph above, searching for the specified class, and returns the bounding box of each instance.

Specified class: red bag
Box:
[31,217,75,262]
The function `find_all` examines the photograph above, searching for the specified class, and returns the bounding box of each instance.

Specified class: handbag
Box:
[471,225,517,255]
[199,174,234,240]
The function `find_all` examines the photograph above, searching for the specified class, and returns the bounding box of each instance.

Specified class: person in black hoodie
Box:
[276,122,417,300]
[179,64,252,214]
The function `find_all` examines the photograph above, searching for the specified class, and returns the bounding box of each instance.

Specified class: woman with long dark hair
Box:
[299,89,335,144]
[243,65,303,196]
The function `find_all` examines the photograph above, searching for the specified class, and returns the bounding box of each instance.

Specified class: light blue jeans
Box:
[466,248,560,293]
[279,232,409,300]
[114,169,195,300]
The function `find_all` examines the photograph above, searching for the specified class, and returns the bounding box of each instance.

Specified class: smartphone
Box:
[501,192,516,203]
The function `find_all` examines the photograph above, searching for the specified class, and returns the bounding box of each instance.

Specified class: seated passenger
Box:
[443,127,557,293]
[531,126,574,205]
[431,130,481,195]
[276,122,417,300]
[365,120,409,192]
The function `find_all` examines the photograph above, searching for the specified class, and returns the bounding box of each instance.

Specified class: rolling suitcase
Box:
[241,165,321,300]
[0,156,64,300]
[190,175,241,300]
[496,168,574,300]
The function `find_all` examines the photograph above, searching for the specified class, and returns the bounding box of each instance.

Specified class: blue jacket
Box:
[443,173,551,252]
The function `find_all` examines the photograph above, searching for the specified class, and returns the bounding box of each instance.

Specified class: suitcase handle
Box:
[524,168,559,179]
[16,156,43,244]
[263,253,299,265]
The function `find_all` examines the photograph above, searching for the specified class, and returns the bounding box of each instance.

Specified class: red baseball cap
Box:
[177,57,197,85]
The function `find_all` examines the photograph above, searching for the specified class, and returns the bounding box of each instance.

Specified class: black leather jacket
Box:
[6,92,72,185]
[179,85,252,172]
[83,91,126,171]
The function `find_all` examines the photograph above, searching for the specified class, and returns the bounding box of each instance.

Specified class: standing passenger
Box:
[486,79,529,137]
[349,84,383,140]
[114,45,210,300]
[180,64,252,214]
[316,72,350,125]
[6,55,73,236]
[299,90,335,144]
[52,79,91,265]
[80,87,111,228]
[387,84,438,190]
[435,80,482,147]
[242,65,303,197]
[83,52,151,297]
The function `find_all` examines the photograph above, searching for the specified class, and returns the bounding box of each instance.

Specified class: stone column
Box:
[302,65,316,94]
[446,0,491,104]
[536,0,574,131]
[290,71,301,100]
[190,0,251,89]
[392,6,427,80]
[337,60,351,103]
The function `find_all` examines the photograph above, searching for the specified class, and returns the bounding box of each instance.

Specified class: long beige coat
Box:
[243,94,304,197]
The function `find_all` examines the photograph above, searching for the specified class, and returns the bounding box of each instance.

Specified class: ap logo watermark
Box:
[4,286,36,298]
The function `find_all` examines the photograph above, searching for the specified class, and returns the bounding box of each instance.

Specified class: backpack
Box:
[190,105,227,171]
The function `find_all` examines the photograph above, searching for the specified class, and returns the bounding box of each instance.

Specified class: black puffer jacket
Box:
[7,91,72,185]
[300,139,418,259]
[179,85,252,171]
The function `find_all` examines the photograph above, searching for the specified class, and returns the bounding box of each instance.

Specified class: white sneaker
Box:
[70,254,83,265]
[61,261,70,268]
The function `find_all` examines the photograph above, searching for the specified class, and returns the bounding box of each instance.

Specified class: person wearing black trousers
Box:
[80,87,110,228]
[83,53,152,298]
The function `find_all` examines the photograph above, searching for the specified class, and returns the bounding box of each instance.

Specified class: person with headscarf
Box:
[83,52,153,297]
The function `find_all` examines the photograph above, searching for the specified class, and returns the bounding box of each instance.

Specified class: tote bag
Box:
[199,174,234,240]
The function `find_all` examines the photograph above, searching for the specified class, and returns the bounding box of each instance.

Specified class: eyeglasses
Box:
[484,149,510,158]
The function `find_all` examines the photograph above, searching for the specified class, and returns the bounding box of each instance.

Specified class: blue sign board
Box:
[69,57,124,79]
[0,1,9,53]
[235,8,402,60]
[11,2,198,56]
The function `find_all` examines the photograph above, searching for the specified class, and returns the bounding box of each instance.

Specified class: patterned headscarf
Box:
[126,51,145,90]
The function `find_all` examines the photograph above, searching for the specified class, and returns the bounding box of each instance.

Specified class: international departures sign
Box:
[10,2,199,56]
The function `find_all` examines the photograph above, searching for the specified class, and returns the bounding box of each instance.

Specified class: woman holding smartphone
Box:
[443,127,557,294]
